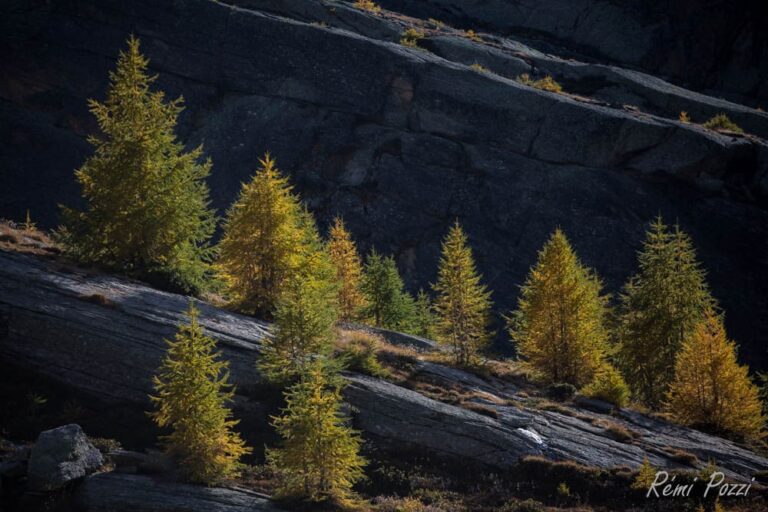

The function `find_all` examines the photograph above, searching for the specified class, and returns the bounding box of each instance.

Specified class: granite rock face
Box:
[376,0,768,106]
[0,0,767,371]
[26,424,104,491]
[2,250,766,481]
[72,473,284,512]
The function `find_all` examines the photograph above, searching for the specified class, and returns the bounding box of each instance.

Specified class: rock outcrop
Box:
[72,473,283,512]
[1,0,767,373]
[26,424,103,491]
[2,249,766,481]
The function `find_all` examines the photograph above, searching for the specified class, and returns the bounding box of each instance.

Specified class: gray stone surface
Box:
[26,424,104,491]
[2,250,767,481]
[73,473,283,512]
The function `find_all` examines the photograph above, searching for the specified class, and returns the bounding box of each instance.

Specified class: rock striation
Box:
[1,250,766,481]
[72,472,284,512]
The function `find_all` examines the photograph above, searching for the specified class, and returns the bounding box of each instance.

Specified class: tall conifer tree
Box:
[61,36,215,294]
[360,250,415,331]
[509,229,610,386]
[666,311,764,439]
[259,209,339,383]
[267,361,366,503]
[413,289,437,340]
[150,302,250,484]
[328,217,367,322]
[617,217,715,406]
[217,154,305,317]
[432,222,492,366]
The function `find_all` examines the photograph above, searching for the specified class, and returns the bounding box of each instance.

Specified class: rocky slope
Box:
[2,249,766,482]
[1,0,767,372]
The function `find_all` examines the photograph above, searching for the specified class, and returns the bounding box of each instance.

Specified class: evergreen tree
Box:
[413,289,437,340]
[60,36,215,294]
[360,250,415,331]
[617,217,716,406]
[327,217,367,322]
[217,154,305,317]
[259,209,339,383]
[432,222,493,366]
[509,229,610,387]
[267,360,366,503]
[666,311,764,439]
[150,302,250,484]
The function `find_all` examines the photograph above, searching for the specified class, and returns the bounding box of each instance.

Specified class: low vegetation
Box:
[703,113,744,133]
[516,74,563,93]
[471,63,489,73]
[463,29,482,42]
[400,28,426,49]
[353,0,381,14]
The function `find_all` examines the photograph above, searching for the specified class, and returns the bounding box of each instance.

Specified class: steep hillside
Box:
[1,0,767,372]
[1,247,767,510]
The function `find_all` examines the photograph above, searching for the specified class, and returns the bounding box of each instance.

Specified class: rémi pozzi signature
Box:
[647,471,754,498]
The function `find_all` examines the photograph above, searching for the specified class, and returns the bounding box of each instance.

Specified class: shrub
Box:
[632,458,656,490]
[339,331,389,378]
[79,293,116,309]
[581,365,630,408]
[464,30,482,42]
[400,28,426,49]
[556,481,571,497]
[353,0,381,13]
[679,111,691,123]
[516,74,563,93]
[703,113,744,133]
[546,383,577,402]
[471,63,488,73]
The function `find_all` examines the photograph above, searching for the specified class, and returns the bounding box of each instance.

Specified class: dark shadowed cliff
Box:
[1,0,767,371]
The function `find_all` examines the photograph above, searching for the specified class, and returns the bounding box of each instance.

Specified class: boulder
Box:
[27,424,104,491]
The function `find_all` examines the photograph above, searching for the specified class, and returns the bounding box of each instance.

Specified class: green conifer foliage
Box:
[259,209,339,383]
[217,154,306,317]
[60,36,215,294]
[150,302,250,484]
[267,361,366,503]
[413,289,437,340]
[617,216,716,406]
[360,250,415,331]
[432,222,493,366]
[509,229,610,386]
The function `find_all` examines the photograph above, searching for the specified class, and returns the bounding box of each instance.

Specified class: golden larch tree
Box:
[432,221,493,366]
[259,209,339,383]
[60,36,215,294]
[327,217,367,322]
[666,311,764,439]
[150,302,250,484]
[217,154,305,317]
[267,361,366,503]
[509,229,610,386]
